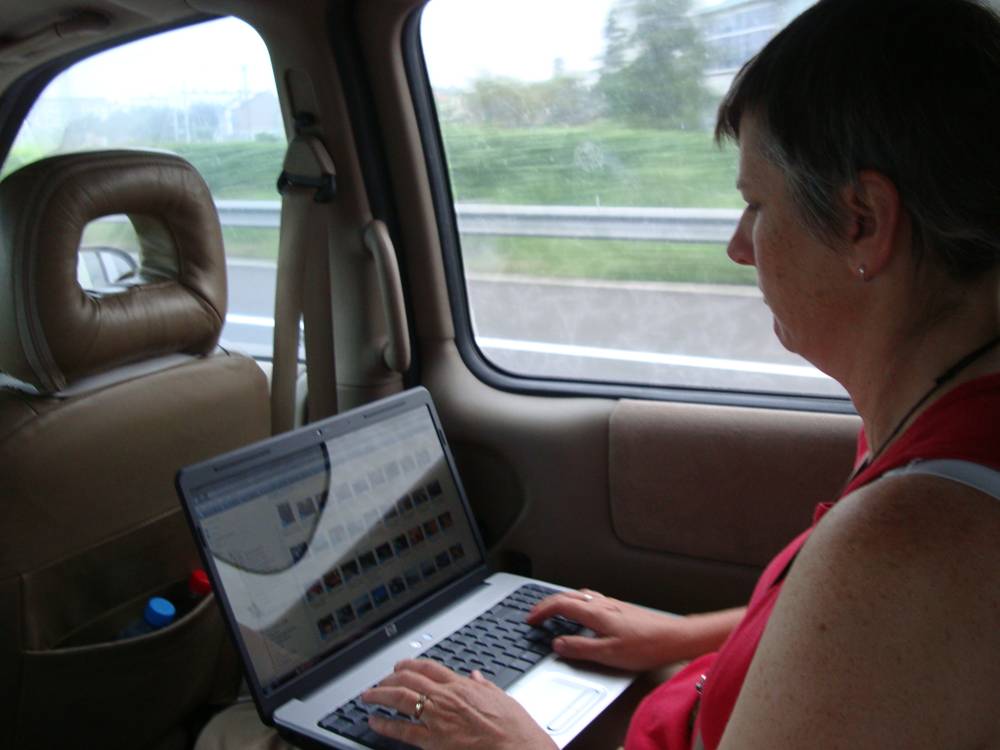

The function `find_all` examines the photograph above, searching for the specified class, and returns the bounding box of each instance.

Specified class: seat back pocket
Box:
[12,511,238,750]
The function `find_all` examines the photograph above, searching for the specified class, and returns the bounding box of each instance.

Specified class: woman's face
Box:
[727,116,855,371]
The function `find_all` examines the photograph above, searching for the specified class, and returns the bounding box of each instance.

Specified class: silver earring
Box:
[858,265,867,281]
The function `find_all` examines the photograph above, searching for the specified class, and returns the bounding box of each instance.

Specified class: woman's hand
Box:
[526,589,743,672]
[362,659,557,750]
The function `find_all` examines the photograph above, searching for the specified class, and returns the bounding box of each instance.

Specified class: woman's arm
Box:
[718,475,1000,749]
[362,596,747,749]
[527,589,746,671]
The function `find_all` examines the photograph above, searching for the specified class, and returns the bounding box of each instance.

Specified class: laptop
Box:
[176,386,634,749]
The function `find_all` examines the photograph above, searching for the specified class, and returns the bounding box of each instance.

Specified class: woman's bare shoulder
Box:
[824,470,1000,581]
[718,473,1000,750]
[805,473,1000,667]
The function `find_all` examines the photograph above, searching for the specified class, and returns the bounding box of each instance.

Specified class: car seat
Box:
[0,150,271,750]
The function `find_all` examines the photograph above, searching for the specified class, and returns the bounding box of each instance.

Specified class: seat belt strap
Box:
[271,134,337,434]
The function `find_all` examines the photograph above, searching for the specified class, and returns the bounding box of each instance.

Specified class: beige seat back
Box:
[0,150,271,750]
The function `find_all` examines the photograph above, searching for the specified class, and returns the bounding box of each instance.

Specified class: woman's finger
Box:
[361,685,423,717]
[369,669,440,703]
[394,657,464,682]
[469,669,505,693]
[551,633,620,664]
[526,594,612,632]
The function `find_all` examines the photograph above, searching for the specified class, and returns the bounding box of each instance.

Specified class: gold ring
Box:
[413,693,428,721]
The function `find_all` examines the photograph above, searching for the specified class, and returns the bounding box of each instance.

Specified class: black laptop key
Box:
[318,713,354,735]
[550,615,584,635]
[481,646,507,661]
[521,584,554,602]
[360,727,420,750]
[321,708,419,750]
[343,708,365,723]
[511,656,537,672]
[424,646,449,662]
[489,606,520,622]
[482,665,524,690]
[517,647,545,664]
[524,627,552,643]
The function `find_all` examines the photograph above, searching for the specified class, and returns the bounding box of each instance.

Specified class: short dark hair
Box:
[716,0,1000,280]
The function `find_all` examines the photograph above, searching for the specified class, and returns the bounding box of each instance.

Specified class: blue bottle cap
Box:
[144,597,176,629]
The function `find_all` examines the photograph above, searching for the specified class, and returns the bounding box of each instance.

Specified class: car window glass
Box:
[421,0,846,398]
[2,17,283,360]
[77,217,141,292]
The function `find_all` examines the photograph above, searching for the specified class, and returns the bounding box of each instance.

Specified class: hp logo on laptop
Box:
[384,622,398,637]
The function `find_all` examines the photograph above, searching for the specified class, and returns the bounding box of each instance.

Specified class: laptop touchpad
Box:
[510,673,605,735]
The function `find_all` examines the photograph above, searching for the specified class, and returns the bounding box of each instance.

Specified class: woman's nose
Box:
[727,212,756,266]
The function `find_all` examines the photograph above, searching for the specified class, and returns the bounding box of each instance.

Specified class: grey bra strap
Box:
[883,459,1000,500]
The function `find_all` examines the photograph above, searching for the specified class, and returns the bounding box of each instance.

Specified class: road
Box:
[221,260,846,398]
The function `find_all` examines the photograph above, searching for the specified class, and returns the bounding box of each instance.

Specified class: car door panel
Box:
[609,399,858,568]
[424,345,859,613]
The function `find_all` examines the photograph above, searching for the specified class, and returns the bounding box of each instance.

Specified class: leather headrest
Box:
[0,150,227,392]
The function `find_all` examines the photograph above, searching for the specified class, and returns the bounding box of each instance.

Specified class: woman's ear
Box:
[841,170,903,280]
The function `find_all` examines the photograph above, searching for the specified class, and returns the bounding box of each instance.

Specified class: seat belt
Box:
[271,132,338,433]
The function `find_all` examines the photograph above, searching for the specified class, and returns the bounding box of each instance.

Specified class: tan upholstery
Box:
[0,150,227,391]
[0,151,270,750]
[609,399,858,568]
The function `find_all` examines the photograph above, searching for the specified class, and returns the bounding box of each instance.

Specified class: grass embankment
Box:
[441,124,750,284]
[23,126,753,283]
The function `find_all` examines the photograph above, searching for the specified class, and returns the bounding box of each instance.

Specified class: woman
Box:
[359,0,1000,748]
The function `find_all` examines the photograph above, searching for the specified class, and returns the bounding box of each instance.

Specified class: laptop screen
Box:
[186,403,484,696]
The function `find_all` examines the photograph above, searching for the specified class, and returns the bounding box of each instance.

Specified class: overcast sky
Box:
[421,0,615,88]
[48,2,625,102]
[48,18,275,102]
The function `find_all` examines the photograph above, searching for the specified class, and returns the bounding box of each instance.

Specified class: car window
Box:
[2,17,283,360]
[420,0,845,398]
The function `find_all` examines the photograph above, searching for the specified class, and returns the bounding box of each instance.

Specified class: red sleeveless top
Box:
[624,373,1000,750]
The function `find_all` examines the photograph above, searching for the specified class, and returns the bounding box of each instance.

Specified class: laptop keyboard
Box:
[318,584,582,749]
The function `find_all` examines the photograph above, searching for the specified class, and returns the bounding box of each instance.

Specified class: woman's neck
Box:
[850,307,1000,463]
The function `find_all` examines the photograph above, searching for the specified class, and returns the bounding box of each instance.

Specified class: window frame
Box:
[401,7,853,415]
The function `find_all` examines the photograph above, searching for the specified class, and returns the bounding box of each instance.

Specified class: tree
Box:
[530,74,598,126]
[460,74,596,127]
[463,77,534,127]
[597,0,711,129]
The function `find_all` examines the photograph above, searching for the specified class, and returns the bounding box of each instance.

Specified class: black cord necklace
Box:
[850,333,1000,482]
